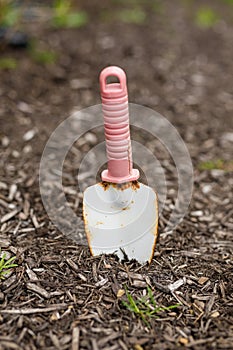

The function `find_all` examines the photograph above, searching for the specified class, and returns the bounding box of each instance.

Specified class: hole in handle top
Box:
[106,75,120,84]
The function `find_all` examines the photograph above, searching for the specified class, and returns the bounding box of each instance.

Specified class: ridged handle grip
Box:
[99,66,139,183]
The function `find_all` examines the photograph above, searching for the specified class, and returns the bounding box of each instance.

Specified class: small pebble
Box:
[1,136,9,147]
[8,203,16,209]
[23,145,32,153]
[23,129,36,141]
[12,150,20,158]
[18,101,33,114]
[191,210,203,217]
[186,95,199,106]
[221,132,233,143]
[191,73,205,86]
[210,169,225,178]
[84,132,97,145]
[202,184,212,194]
[8,184,17,201]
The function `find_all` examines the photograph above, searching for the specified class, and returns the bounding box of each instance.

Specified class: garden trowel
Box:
[83,66,158,263]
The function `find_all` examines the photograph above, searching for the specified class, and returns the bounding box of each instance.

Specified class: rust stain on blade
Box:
[122,206,130,211]
[116,182,131,190]
[82,205,94,256]
[99,182,110,191]
[99,181,140,191]
[131,181,140,191]
[148,191,159,264]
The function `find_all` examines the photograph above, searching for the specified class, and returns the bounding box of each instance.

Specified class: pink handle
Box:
[99,66,139,184]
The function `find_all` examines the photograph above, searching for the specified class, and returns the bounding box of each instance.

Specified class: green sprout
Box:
[195,7,219,28]
[0,57,17,69]
[30,48,57,65]
[117,8,146,24]
[52,0,88,28]
[28,41,58,65]
[0,251,17,279]
[223,0,233,4]
[122,286,179,326]
[0,0,20,27]
[198,159,233,171]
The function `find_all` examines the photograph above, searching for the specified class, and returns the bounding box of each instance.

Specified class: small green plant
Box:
[0,0,20,27]
[223,0,233,4]
[52,0,88,28]
[117,8,146,24]
[30,48,57,65]
[29,41,58,65]
[122,286,179,326]
[0,57,17,69]
[0,251,17,279]
[195,7,219,28]
[151,1,163,14]
[198,159,233,171]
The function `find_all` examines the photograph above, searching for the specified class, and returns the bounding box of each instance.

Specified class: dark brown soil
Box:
[0,0,233,349]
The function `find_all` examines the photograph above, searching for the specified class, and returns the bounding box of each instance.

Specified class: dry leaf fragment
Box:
[117,289,125,298]
[50,311,60,321]
[198,277,209,285]
[179,337,189,345]
[134,345,144,350]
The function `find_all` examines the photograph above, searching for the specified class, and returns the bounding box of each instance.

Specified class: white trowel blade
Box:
[83,182,158,264]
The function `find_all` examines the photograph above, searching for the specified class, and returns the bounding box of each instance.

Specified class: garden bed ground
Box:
[0,0,233,349]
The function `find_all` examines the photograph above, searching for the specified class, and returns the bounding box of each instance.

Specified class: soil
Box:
[0,0,233,349]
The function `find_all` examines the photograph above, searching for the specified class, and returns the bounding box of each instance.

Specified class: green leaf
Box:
[4,8,19,26]
[122,285,180,326]
[121,300,135,312]
[223,0,233,4]
[4,262,18,268]
[0,254,6,269]
[0,58,17,70]
[117,8,146,24]
[126,289,140,313]
[0,2,20,27]
[147,286,157,307]
[195,7,219,28]
[198,159,224,171]
[53,0,70,16]
[31,49,57,65]
[1,270,10,277]
[4,256,16,264]
[52,0,88,29]
[65,12,88,28]
[0,249,18,279]
[53,11,88,28]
